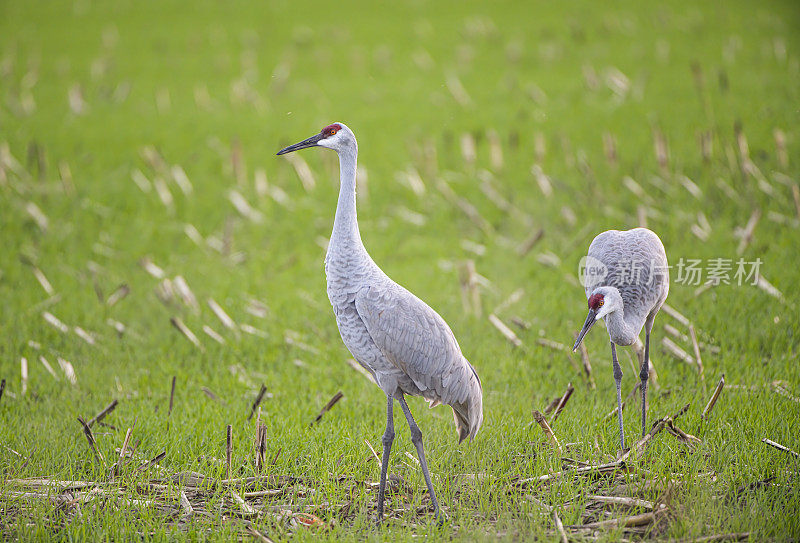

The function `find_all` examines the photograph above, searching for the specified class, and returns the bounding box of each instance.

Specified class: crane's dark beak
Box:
[276,132,324,155]
[572,309,597,352]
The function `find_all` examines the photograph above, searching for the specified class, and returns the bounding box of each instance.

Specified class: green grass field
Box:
[1,0,799,540]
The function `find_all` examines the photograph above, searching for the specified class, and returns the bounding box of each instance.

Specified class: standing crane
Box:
[277,122,483,524]
[572,228,669,450]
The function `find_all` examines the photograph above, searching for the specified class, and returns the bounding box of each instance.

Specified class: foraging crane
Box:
[572,228,669,450]
[277,123,483,523]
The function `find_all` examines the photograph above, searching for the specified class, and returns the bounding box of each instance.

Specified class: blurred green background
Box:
[1,0,799,540]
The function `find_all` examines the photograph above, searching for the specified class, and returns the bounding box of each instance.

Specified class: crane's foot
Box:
[374,500,386,528]
[374,501,385,527]
[433,507,446,526]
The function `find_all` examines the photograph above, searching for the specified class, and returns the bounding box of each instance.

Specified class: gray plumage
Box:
[573,227,669,449]
[353,284,483,439]
[583,228,669,344]
[278,122,482,523]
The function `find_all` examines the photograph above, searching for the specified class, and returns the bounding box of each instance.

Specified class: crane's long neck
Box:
[330,144,365,251]
[604,297,637,346]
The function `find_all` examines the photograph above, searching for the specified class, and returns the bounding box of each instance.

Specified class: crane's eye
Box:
[322,124,340,137]
[597,299,604,307]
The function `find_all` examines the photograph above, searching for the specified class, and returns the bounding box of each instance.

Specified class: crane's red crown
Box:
[321,123,341,137]
[588,293,605,310]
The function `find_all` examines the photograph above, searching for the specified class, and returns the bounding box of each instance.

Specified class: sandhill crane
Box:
[277,122,483,523]
[572,228,669,450]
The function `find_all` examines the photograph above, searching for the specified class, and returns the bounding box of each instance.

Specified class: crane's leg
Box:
[376,394,395,524]
[611,342,625,450]
[397,395,441,523]
[640,329,651,438]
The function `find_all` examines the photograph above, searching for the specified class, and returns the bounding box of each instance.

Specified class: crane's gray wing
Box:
[354,283,478,406]
[587,229,669,318]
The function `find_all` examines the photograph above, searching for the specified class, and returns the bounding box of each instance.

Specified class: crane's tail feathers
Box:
[452,398,482,444]
[451,361,483,444]
[453,406,471,444]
